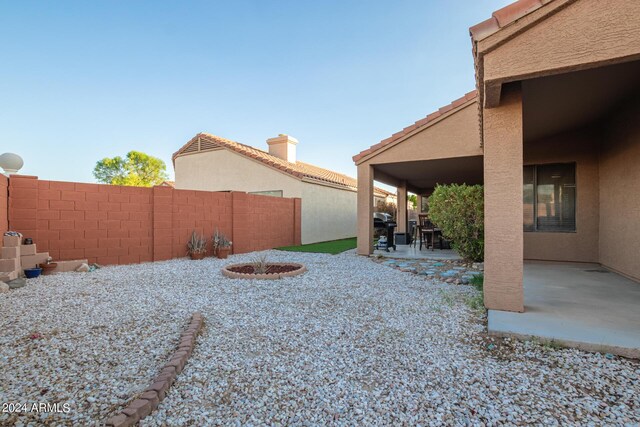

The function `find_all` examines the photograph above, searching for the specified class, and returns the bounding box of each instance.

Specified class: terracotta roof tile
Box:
[174,133,389,194]
[470,0,547,41]
[493,0,542,26]
[352,90,477,163]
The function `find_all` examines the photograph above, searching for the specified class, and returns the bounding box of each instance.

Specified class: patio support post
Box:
[357,163,374,255]
[483,85,524,313]
[396,181,408,234]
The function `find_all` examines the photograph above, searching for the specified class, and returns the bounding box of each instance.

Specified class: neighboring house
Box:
[354,0,639,350]
[173,133,391,244]
[373,187,397,208]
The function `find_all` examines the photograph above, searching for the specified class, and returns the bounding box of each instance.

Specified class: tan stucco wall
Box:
[357,164,374,255]
[175,150,302,197]
[301,182,356,244]
[483,0,640,89]
[366,102,482,165]
[599,97,640,281]
[483,86,524,313]
[174,150,357,245]
[523,128,600,263]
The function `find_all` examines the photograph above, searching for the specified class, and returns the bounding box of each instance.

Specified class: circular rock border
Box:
[221,262,307,280]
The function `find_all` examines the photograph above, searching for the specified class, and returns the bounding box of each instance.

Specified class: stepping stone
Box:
[440,270,458,277]
[423,270,436,276]
[453,267,466,270]
[7,278,26,289]
[468,271,482,276]
[433,262,445,267]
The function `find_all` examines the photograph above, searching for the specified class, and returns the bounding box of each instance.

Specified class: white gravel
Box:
[1,250,638,426]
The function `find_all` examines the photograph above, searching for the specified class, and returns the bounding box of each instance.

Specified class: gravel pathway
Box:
[0,250,638,426]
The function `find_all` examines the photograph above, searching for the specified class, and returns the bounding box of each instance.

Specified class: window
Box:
[523,163,576,232]
[249,190,283,197]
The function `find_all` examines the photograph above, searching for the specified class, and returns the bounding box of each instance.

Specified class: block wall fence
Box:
[4,175,301,265]
[0,175,8,236]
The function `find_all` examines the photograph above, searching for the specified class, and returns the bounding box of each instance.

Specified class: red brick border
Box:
[105,312,204,427]
[221,262,307,280]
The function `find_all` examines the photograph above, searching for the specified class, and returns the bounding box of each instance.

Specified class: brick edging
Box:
[105,312,204,427]
[221,262,307,280]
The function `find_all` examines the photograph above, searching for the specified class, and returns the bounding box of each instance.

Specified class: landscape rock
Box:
[7,278,26,289]
[0,251,636,426]
[76,263,90,273]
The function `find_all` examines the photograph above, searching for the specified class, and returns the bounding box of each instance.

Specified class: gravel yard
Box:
[1,250,638,426]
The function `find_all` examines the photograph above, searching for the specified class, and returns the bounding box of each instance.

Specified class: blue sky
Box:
[0,1,510,184]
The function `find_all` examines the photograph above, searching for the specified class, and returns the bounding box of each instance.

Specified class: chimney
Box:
[267,134,298,163]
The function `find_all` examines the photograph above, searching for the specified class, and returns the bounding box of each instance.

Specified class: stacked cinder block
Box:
[20,241,50,269]
[1,235,22,282]
[0,234,50,282]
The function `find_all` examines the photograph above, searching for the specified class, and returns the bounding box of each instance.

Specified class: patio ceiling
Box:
[523,59,640,142]
[373,155,483,193]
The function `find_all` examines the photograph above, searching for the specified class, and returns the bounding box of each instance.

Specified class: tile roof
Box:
[352,90,477,164]
[173,133,390,195]
[469,0,551,41]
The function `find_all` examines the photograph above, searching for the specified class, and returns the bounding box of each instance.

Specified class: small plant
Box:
[469,273,484,291]
[251,254,270,274]
[465,294,485,311]
[213,228,232,250]
[187,231,207,255]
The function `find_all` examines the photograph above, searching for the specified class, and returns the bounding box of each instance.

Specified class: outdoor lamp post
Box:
[0,152,24,175]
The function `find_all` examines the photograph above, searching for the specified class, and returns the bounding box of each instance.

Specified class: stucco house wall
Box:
[523,127,600,263]
[175,150,302,197]
[599,96,640,281]
[301,182,357,244]
[175,149,356,245]
[366,102,482,165]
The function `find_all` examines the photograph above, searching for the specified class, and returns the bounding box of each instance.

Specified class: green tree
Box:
[427,184,484,261]
[408,194,417,209]
[93,151,169,187]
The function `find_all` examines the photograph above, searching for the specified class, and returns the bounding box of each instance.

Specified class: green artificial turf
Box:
[276,237,357,255]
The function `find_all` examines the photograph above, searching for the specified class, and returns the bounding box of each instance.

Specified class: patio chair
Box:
[418,214,443,251]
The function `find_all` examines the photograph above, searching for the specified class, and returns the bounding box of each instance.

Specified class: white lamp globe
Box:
[0,153,24,174]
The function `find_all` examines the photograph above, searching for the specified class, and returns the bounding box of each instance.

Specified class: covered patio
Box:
[471,0,640,356]
[354,91,482,256]
[374,246,462,261]
[355,0,640,357]
[490,262,640,358]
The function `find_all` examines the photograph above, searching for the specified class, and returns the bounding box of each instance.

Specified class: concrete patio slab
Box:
[489,261,640,358]
[374,245,462,261]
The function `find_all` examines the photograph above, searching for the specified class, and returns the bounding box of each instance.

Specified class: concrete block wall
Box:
[4,175,301,266]
[232,192,301,254]
[0,175,7,236]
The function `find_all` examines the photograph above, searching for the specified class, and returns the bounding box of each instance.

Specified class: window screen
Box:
[523,163,576,232]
